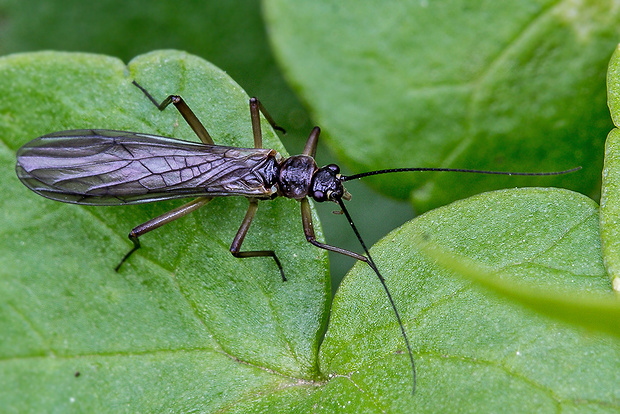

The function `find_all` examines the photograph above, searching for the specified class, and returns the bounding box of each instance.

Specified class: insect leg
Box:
[300,197,368,262]
[302,127,320,158]
[230,199,286,281]
[249,97,286,149]
[132,80,214,145]
[115,197,213,271]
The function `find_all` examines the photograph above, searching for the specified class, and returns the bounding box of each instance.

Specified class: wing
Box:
[16,129,281,205]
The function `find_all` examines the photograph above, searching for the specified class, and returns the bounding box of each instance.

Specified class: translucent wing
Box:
[16,129,280,205]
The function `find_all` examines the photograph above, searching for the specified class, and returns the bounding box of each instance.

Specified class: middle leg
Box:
[230,199,286,281]
[248,97,286,149]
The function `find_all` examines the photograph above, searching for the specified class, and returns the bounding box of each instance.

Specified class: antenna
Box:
[343,166,582,181]
[337,198,417,394]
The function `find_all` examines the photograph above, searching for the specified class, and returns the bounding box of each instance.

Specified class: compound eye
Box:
[326,164,340,174]
[312,189,327,202]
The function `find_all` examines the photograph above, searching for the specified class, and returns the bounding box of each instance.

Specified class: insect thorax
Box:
[277,155,318,199]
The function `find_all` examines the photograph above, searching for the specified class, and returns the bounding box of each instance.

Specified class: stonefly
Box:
[15,81,581,394]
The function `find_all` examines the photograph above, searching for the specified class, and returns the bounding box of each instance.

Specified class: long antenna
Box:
[337,198,417,394]
[343,166,582,181]
[335,164,581,393]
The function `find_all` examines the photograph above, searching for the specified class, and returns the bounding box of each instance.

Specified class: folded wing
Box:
[16,129,280,205]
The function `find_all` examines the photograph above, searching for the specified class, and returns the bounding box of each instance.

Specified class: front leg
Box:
[300,197,368,262]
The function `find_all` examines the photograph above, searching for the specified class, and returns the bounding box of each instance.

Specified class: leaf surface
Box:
[0,51,329,412]
[1,50,618,413]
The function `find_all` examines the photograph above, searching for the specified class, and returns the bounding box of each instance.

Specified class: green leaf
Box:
[601,44,620,290]
[0,51,330,411]
[3,50,618,412]
[321,188,618,411]
[607,44,620,127]
[264,0,619,211]
[414,221,620,338]
[0,0,311,143]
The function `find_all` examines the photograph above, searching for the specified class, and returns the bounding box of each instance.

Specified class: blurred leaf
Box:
[264,0,619,211]
[415,226,620,337]
[0,0,311,144]
[601,44,620,290]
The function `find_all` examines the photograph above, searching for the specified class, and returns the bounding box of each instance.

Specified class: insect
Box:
[15,81,580,394]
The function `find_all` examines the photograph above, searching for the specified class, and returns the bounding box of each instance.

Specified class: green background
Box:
[1,1,619,412]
